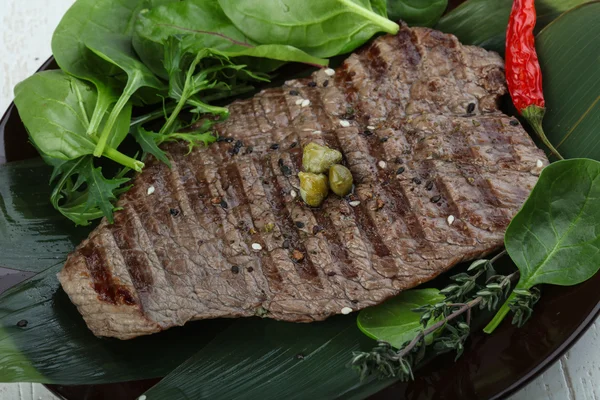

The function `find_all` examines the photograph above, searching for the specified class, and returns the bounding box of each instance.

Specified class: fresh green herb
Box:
[386,0,448,27]
[352,252,516,380]
[217,0,399,57]
[484,159,600,333]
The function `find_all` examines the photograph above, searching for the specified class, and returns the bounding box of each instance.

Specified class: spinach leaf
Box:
[51,0,166,166]
[357,289,444,348]
[133,0,327,79]
[217,0,399,58]
[484,159,600,333]
[14,71,98,160]
[387,0,448,27]
[13,71,133,165]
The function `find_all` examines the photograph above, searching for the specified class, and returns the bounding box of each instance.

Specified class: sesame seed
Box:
[536,159,543,168]
[447,215,455,225]
[290,190,297,198]
[340,120,350,127]
[301,99,311,107]
[312,130,322,134]
[378,161,387,169]
[341,307,353,315]
[324,68,335,76]
[147,186,155,195]
[431,195,442,203]
[231,266,240,274]
[252,243,263,251]
[307,81,317,87]
[349,201,361,207]
[367,125,376,130]
[295,99,304,105]
[396,167,405,175]
[289,90,299,96]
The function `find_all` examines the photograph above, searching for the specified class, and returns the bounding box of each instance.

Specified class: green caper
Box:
[299,172,329,207]
[329,164,353,197]
[302,142,342,174]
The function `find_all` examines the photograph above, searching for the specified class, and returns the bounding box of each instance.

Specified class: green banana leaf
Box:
[437,0,591,54]
[143,317,395,400]
[536,2,600,160]
[0,159,90,273]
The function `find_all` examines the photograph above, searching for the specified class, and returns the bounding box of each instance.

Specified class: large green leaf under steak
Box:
[0,159,90,273]
[436,0,591,54]
[143,317,394,400]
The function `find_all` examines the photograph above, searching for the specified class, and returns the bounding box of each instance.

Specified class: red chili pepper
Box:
[505,0,563,159]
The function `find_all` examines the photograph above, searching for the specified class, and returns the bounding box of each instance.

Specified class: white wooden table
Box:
[1,1,598,399]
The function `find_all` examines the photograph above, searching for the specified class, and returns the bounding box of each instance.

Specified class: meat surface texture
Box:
[58,26,549,339]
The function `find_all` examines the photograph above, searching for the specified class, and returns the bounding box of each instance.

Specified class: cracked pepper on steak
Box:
[58,26,549,340]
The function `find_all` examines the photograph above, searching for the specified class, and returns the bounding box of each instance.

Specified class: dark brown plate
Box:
[2,27,600,400]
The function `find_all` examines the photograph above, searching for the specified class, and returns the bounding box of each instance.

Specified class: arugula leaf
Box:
[217,0,399,58]
[484,159,600,333]
[386,0,448,27]
[76,158,130,223]
[48,156,130,226]
[131,126,172,167]
[357,289,444,348]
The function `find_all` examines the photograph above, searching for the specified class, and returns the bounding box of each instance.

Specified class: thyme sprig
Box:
[351,250,541,381]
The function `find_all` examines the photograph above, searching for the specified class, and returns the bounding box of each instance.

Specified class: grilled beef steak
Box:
[58,26,548,339]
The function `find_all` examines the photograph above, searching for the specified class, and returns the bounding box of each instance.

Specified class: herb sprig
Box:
[351,251,539,381]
